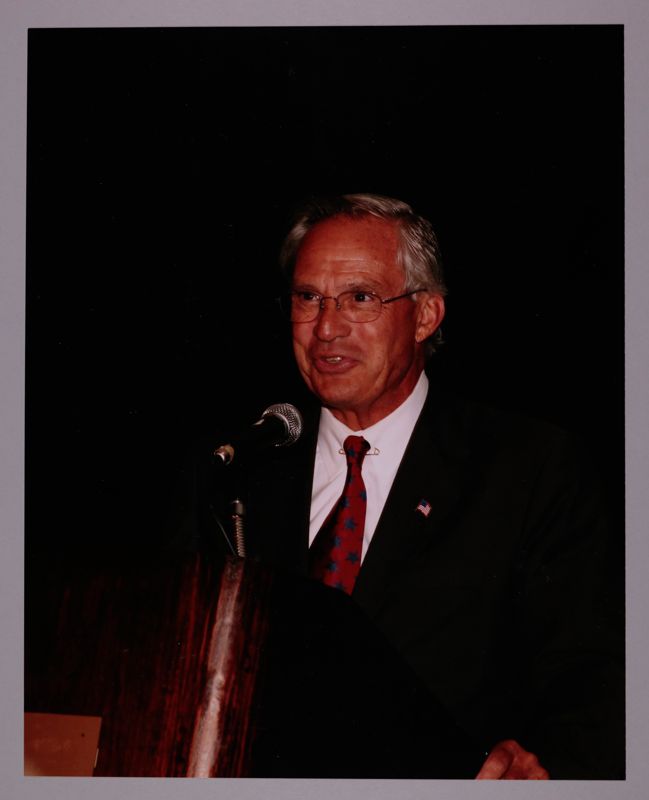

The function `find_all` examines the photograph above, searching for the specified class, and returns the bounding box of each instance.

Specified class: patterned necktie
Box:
[308,435,370,594]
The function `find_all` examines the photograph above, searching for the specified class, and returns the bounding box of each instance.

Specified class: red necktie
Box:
[308,435,370,594]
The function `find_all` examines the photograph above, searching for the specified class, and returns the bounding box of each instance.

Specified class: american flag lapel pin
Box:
[415,498,432,518]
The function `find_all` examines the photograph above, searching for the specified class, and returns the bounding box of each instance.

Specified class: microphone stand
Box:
[211,452,248,559]
[229,498,247,558]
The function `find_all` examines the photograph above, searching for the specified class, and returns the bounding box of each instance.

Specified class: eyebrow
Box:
[342,280,383,292]
[291,280,385,293]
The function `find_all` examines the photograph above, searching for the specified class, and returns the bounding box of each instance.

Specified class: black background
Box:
[26,26,623,565]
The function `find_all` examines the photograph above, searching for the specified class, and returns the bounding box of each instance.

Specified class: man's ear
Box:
[415,293,445,343]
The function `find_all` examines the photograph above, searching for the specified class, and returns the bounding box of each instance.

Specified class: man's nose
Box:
[313,297,350,341]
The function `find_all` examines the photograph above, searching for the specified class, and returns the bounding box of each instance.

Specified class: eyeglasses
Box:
[279,288,425,323]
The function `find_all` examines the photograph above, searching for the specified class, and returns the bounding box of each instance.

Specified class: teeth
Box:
[324,356,342,363]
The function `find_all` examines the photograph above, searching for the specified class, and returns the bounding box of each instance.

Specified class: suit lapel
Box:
[248,404,319,574]
[352,388,469,617]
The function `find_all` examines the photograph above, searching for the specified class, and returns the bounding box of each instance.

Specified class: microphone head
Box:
[261,403,303,447]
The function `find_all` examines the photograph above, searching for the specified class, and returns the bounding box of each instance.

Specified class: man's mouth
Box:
[311,353,357,372]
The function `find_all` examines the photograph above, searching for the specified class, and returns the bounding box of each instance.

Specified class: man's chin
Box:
[317,393,358,412]
[310,385,361,413]
[303,372,355,402]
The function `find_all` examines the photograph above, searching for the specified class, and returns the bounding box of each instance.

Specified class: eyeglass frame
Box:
[279,288,427,324]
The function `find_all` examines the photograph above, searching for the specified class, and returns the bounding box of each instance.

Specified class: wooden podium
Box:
[25,551,483,778]
[25,553,273,776]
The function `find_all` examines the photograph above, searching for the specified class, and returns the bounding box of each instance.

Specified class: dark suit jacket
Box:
[180,379,624,779]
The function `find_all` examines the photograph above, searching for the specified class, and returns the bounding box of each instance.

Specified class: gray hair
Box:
[279,192,446,351]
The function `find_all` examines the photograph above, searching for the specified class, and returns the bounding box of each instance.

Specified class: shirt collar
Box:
[317,371,429,479]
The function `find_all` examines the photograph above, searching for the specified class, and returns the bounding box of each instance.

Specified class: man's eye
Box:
[351,291,376,303]
[295,291,320,303]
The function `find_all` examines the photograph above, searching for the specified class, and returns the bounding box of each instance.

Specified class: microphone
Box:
[213,403,303,465]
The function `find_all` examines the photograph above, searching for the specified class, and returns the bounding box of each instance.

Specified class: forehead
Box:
[293,215,402,287]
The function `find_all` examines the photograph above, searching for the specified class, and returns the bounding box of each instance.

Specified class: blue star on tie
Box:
[333,535,342,548]
[344,517,358,531]
[325,560,338,573]
[359,489,367,501]
[346,551,360,564]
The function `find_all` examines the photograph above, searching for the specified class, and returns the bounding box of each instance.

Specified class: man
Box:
[198,194,623,779]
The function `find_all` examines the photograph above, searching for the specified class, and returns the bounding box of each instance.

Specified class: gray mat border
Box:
[2,2,646,799]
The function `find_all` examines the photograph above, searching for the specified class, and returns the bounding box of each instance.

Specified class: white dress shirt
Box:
[309,371,429,561]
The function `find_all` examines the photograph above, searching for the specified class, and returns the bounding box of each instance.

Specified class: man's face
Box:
[291,215,444,430]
